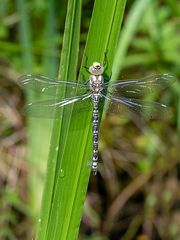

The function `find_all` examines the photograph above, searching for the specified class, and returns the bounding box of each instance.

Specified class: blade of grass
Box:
[42,0,58,77]
[15,0,34,71]
[36,0,82,239]
[29,0,59,221]
[16,0,58,224]
[56,0,127,238]
[112,0,153,80]
[60,1,127,238]
[37,0,127,239]
[15,0,43,222]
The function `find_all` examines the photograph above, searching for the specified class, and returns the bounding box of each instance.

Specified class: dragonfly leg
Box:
[109,71,112,80]
[80,72,86,82]
[104,71,112,84]
[82,55,90,73]
[103,49,108,69]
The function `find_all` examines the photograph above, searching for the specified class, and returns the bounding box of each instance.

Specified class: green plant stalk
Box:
[112,0,153,80]
[15,0,34,71]
[16,0,59,224]
[36,0,127,239]
[15,0,42,222]
[42,0,58,77]
[36,0,82,239]
[29,0,59,222]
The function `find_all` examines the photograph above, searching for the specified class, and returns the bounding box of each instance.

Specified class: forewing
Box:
[19,74,88,97]
[105,74,176,98]
[23,94,92,118]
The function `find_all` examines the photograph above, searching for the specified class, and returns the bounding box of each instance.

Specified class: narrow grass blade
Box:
[15,0,34,71]
[36,0,82,239]
[112,0,153,79]
[63,1,127,238]
[42,1,58,77]
[36,0,127,239]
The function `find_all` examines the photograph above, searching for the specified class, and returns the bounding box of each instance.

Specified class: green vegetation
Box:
[0,0,179,239]
[37,1,126,239]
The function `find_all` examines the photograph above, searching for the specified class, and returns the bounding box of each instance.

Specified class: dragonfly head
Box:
[89,62,104,75]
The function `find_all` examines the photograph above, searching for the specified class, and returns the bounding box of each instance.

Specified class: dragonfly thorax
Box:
[89,62,104,94]
[89,75,104,94]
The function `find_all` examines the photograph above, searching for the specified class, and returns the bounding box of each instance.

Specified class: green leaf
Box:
[37,0,127,239]
[112,0,153,79]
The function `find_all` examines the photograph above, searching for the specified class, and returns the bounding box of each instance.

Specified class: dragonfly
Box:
[20,62,175,175]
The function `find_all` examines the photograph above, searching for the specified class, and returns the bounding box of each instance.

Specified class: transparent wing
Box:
[105,74,176,98]
[19,74,88,97]
[102,93,169,119]
[23,93,92,118]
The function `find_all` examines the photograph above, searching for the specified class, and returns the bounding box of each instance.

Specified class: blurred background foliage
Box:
[0,0,179,239]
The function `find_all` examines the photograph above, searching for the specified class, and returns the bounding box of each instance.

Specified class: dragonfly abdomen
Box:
[92,95,99,175]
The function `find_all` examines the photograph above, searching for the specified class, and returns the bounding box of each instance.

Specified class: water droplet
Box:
[59,169,65,177]
[161,103,167,108]
[56,146,59,151]
[38,218,41,223]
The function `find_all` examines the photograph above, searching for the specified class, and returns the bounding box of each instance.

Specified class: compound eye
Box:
[93,62,101,69]
[95,65,101,70]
